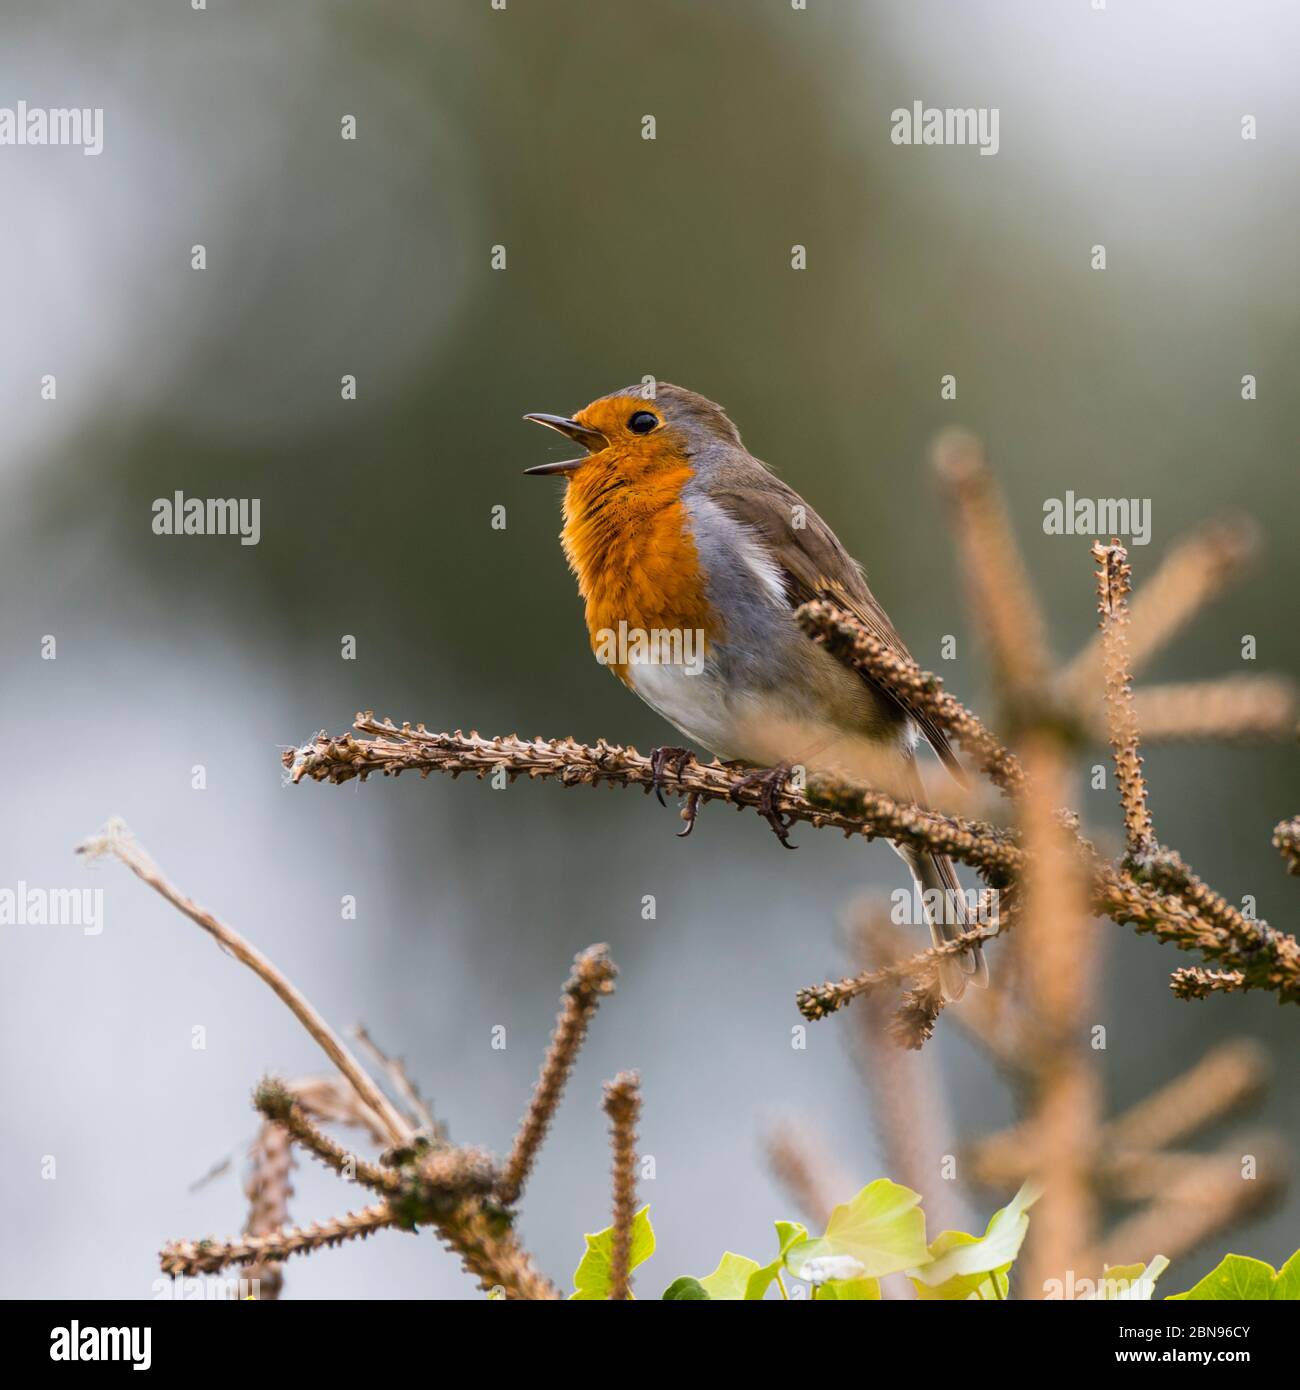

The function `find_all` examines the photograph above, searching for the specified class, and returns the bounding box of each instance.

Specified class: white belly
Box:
[627,658,912,781]
[627,661,739,756]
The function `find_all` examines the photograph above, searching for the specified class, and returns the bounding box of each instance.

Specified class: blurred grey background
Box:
[1,0,1297,1298]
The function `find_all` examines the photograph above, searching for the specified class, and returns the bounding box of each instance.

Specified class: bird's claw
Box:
[729,764,798,849]
[649,745,693,807]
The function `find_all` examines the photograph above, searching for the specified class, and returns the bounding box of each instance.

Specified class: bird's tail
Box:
[911,851,989,1002]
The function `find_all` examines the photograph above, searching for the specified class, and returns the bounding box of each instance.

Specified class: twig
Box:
[603,1072,642,1301]
[161,1203,398,1276]
[1126,677,1297,743]
[1171,967,1246,999]
[254,1077,401,1195]
[1082,1140,1285,1275]
[1093,541,1157,860]
[76,819,412,1148]
[243,1120,294,1300]
[497,945,618,1206]
[795,924,1001,1021]
[762,1122,846,1231]
[1274,817,1300,877]
[286,718,1298,1007]
[351,1025,441,1138]
[289,1074,392,1149]
[82,820,562,1298]
[1015,734,1102,1296]
[796,598,1027,797]
[967,1041,1269,1186]
[931,429,1053,713]
[1061,517,1258,701]
[287,721,1023,878]
[1102,1040,1269,1152]
[849,911,966,1231]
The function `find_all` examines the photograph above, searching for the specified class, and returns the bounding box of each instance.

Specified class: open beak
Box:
[522,413,607,475]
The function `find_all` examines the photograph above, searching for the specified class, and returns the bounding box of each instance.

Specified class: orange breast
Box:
[560,456,719,679]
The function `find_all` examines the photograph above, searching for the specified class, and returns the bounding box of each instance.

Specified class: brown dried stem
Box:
[1127,677,1297,743]
[1274,817,1300,877]
[287,713,1298,1007]
[1171,967,1247,999]
[849,911,965,1230]
[288,720,1022,878]
[1061,517,1258,701]
[796,598,1027,797]
[497,944,618,1206]
[1083,1140,1285,1275]
[762,1122,847,1231]
[931,429,1053,713]
[76,819,412,1148]
[243,1120,294,1300]
[162,1203,399,1276]
[81,821,563,1298]
[1092,541,1157,860]
[254,1077,401,1195]
[1015,734,1103,1297]
[795,923,1001,1022]
[351,1025,441,1138]
[968,1041,1269,1188]
[603,1071,642,1301]
[289,1074,392,1149]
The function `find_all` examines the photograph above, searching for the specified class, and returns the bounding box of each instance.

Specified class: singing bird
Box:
[525,383,986,998]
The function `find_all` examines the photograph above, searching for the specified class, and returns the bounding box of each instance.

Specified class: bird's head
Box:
[523,383,742,483]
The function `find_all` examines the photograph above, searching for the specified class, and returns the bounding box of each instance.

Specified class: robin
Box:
[525,383,987,998]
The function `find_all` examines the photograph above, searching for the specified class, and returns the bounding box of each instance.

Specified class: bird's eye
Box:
[627,411,659,434]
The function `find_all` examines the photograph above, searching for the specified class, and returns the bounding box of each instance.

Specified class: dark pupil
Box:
[628,411,658,434]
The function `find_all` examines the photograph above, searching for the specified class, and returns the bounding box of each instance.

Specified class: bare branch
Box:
[795,923,1000,1022]
[351,1025,441,1138]
[497,945,618,1206]
[1061,516,1258,701]
[254,1077,401,1195]
[931,429,1053,711]
[243,1119,294,1300]
[603,1072,642,1301]
[287,720,1023,877]
[1092,541,1157,860]
[796,598,1026,797]
[1275,817,1300,877]
[762,1121,847,1231]
[161,1203,398,1276]
[1127,677,1297,743]
[76,819,412,1148]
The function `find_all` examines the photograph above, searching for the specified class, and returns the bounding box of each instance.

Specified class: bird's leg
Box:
[677,790,702,838]
[728,763,798,850]
[648,745,694,807]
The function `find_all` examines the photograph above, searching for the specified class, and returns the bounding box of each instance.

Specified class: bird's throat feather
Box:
[560,458,719,678]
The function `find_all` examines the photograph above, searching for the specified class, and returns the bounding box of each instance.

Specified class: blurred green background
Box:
[1,0,1297,1297]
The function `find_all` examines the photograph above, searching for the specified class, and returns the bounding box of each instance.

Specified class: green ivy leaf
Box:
[814,1276,882,1300]
[662,1276,710,1300]
[571,1206,655,1300]
[910,1230,1009,1301]
[1093,1256,1170,1301]
[699,1252,761,1300]
[775,1220,808,1258]
[908,1181,1040,1299]
[784,1180,931,1282]
[1167,1250,1300,1301]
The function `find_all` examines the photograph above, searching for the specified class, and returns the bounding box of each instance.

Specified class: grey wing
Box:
[707,467,966,784]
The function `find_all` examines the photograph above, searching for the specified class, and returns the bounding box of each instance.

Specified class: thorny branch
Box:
[497,945,617,1206]
[1093,541,1158,861]
[81,822,657,1298]
[288,714,1300,1012]
[602,1072,642,1301]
